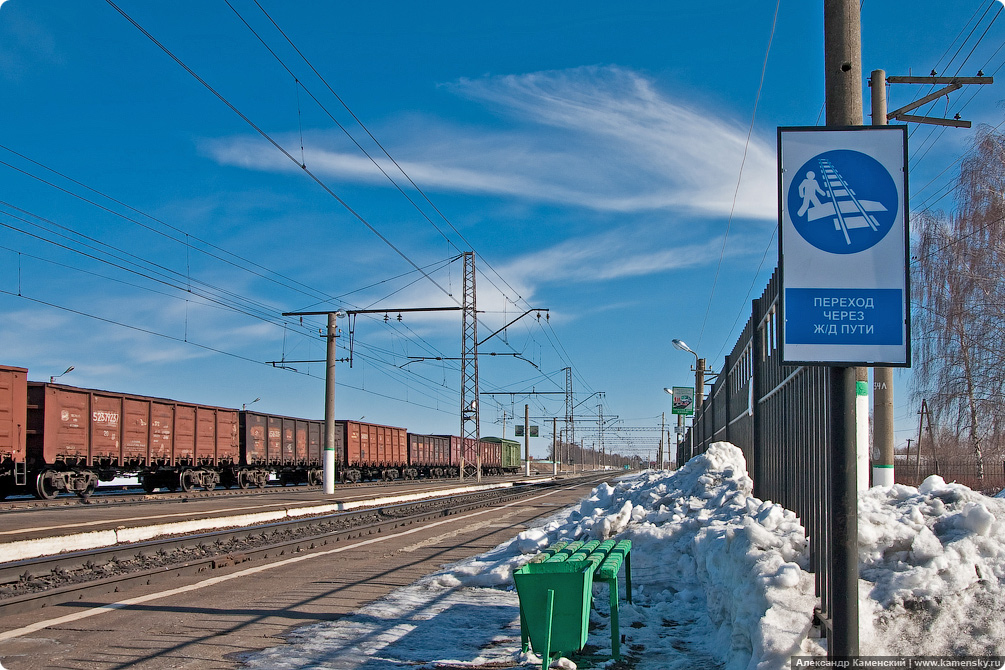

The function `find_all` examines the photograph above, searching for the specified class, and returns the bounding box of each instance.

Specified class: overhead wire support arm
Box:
[282,307,463,317]
[877,74,993,128]
[401,352,539,369]
[283,306,464,368]
[477,309,549,347]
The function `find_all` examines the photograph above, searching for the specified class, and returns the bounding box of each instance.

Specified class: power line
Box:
[104,0,457,306]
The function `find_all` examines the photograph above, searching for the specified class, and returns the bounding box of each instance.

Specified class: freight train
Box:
[0,365,523,500]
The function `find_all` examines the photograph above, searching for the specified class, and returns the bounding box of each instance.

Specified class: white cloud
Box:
[498,228,724,285]
[205,66,776,220]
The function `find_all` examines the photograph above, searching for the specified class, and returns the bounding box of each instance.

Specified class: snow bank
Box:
[439,441,820,669]
[858,475,1005,655]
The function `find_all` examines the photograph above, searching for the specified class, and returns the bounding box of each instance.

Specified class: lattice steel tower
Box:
[460,251,480,480]
[565,366,574,455]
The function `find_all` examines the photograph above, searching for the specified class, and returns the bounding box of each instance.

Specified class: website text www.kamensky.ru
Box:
[790,657,1005,669]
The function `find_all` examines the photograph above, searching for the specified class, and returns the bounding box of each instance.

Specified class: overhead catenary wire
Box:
[697,0,780,352]
[100,1,602,426]
[98,2,566,408]
[2,5,661,448]
[104,0,457,307]
[243,0,532,314]
[221,0,551,367]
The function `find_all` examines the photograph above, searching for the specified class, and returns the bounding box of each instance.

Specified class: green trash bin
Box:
[513,560,596,670]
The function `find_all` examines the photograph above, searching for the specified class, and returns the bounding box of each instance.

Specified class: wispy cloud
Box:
[205,66,776,219]
[498,228,729,284]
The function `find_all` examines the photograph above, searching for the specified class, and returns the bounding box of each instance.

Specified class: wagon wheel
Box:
[141,476,157,494]
[35,470,60,500]
[203,474,216,492]
[237,470,251,489]
[178,470,196,493]
[77,479,96,500]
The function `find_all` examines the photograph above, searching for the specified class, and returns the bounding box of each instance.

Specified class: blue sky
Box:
[1,1,1002,460]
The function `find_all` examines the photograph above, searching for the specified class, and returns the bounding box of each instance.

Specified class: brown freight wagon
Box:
[336,420,407,482]
[442,435,480,470]
[0,365,28,498]
[434,435,490,475]
[26,382,239,498]
[237,411,323,488]
[406,433,457,478]
[479,438,502,472]
[431,435,510,477]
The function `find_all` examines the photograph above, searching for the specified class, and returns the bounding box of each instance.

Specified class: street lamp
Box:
[672,338,712,460]
[672,339,707,415]
[243,397,261,410]
[50,366,74,383]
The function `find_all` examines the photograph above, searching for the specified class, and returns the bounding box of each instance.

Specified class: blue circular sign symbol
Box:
[787,149,898,255]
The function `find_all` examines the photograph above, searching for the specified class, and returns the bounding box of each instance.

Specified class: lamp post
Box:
[50,366,74,383]
[672,339,711,459]
[243,398,260,411]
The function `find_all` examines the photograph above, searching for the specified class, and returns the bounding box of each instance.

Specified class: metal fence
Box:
[679,270,839,629]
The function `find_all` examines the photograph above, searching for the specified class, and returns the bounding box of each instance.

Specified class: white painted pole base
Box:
[856,379,870,492]
[324,449,336,495]
[872,466,894,488]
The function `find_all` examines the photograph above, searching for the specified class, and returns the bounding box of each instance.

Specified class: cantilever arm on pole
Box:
[477,309,549,346]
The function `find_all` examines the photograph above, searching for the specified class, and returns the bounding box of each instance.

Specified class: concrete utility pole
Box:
[281,309,344,495]
[871,69,896,489]
[868,68,991,488]
[525,404,531,477]
[323,312,338,495]
[659,412,666,469]
[824,0,861,657]
[552,418,558,476]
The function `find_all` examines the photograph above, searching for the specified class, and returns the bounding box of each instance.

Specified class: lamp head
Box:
[672,339,695,355]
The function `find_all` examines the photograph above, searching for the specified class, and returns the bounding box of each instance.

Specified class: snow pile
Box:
[432,442,819,668]
[858,475,1005,655]
[532,441,820,669]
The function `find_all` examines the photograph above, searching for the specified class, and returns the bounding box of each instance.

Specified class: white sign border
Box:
[777,125,911,367]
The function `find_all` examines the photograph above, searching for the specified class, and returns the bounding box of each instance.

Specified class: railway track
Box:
[0,472,532,512]
[0,472,610,618]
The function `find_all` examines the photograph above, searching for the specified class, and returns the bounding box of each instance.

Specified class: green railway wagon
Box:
[482,436,522,473]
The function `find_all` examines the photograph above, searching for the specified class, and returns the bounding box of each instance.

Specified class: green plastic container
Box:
[513,560,596,669]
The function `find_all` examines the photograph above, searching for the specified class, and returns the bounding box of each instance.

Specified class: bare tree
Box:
[912,126,1005,481]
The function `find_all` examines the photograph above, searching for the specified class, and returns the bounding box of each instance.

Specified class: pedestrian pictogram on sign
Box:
[787,150,899,255]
